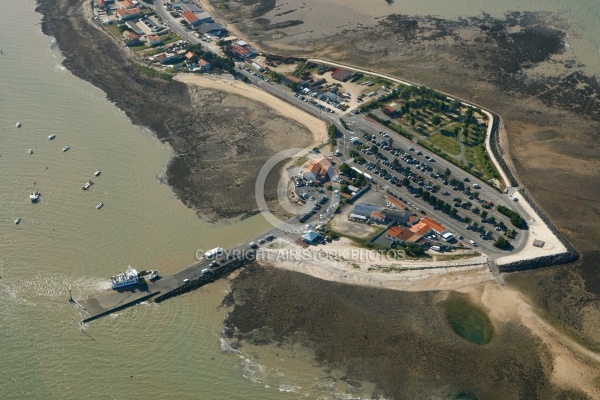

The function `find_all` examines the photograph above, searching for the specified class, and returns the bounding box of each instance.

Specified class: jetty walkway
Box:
[78,250,257,324]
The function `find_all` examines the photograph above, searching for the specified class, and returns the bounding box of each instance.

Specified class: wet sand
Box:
[36,0,314,220]
[224,263,590,399]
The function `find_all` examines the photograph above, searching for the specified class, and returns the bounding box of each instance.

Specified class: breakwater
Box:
[498,188,579,272]
[155,254,255,303]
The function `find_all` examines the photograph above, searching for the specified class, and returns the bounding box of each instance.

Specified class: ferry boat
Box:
[62,146,69,152]
[82,180,93,190]
[15,217,21,225]
[96,202,104,209]
[48,134,56,140]
[94,170,101,177]
[110,265,139,289]
[30,191,40,203]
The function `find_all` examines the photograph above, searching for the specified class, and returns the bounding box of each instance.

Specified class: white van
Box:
[469,240,477,246]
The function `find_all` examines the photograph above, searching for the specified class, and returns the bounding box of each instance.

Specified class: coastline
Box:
[35,0,317,220]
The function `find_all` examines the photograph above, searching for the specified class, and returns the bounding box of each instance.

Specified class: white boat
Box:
[28,149,33,155]
[96,202,104,209]
[16,122,21,128]
[15,217,21,225]
[30,191,40,203]
[110,265,139,289]
[94,170,101,177]
[82,180,93,190]
[62,146,69,152]
[139,269,160,282]
[48,134,56,140]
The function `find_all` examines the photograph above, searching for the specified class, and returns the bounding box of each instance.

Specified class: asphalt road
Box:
[150,0,526,262]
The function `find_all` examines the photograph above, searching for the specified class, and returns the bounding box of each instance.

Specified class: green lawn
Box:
[105,24,122,38]
[427,132,462,155]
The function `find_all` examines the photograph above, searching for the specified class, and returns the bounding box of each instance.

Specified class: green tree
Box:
[402,178,410,187]
[494,235,511,249]
[405,243,425,257]
[431,115,441,125]
[481,210,488,219]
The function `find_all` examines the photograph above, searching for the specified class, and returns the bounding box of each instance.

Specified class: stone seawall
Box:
[488,113,520,188]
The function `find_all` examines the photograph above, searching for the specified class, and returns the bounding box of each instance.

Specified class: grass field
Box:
[426,132,462,155]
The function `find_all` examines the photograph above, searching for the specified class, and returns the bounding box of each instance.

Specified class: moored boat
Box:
[16,122,22,128]
[82,180,93,190]
[110,265,139,289]
[62,146,69,152]
[96,202,104,209]
[15,217,21,225]
[94,170,101,177]
[48,134,56,140]
[138,269,160,282]
[29,191,40,203]
[28,149,33,155]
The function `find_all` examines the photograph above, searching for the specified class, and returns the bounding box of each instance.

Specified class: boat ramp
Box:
[77,252,255,324]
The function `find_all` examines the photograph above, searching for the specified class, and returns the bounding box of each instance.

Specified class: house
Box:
[198,22,226,36]
[181,11,201,26]
[228,45,250,60]
[382,101,404,117]
[319,91,339,104]
[123,30,141,46]
[116,7,140,20]
[331,68,354,82]
[125,20,144,35]
[352,203,383,220]
[385,195,409,212]
[302,230,322,245]
[370,211,387,224]
[172,2,202,13]
[420,217,446,234]
[146,35,162,47]
[198,59,211,70]
[96,0,106,9]
[185,51,196,60]
[382,210,410,225]
[386,226,417,245]
[407,215,419,225]
[301,157,334,182]
[119,0,137,10]
[409,221,433,241]
[195,12,213,24]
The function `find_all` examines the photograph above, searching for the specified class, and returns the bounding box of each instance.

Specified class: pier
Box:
[78,251,256,323]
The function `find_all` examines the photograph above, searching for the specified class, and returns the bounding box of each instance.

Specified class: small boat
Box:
[94,170,101,177]
[16,122,21,128]
[28,149,33,155]
[82,180,93,190]
[30,191,40,203]
[96,202,104,209]
[138,269,160,282]
[48,134,56,140]
[62,146,69,152]
[15,217,21,225]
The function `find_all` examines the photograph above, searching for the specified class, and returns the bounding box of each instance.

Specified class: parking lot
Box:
[345,128,523,253]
